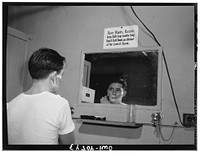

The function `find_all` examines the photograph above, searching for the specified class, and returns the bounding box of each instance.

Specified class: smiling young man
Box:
[7,48,75,145]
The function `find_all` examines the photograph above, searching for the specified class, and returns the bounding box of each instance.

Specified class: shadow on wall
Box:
[20,60,31,92]
[78,123,143,139]
[8,6,60,25]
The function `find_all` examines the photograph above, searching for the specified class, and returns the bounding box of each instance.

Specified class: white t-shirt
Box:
[7,91,75,144]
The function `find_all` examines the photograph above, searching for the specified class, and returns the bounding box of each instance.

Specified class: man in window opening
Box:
[100,78,127,105]
[7,48,75,145]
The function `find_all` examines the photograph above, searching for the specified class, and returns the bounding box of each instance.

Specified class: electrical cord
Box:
[158,122,178,143]
[130,6,186,127]
[130,6,161,46]
[162,51,185,126]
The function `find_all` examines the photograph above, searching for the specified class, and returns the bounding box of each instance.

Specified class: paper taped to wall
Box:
[103,25,139,49]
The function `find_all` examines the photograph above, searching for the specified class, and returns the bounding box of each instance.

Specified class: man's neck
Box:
[25,79,51,95]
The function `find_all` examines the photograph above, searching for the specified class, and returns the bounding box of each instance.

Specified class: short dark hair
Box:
[111,78,127,91]
[28,48,66,79]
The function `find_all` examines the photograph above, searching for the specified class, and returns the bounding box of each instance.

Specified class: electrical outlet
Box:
[183,113,195,127]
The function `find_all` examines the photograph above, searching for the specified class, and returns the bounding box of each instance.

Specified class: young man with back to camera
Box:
[7,48,75,145]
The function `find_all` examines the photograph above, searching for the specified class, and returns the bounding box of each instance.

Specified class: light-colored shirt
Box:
[7,91,75,144]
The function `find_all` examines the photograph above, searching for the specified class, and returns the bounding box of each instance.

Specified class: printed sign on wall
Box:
[103,25,139,49]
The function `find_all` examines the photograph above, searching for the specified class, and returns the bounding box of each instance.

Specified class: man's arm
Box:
[59,131,75,144]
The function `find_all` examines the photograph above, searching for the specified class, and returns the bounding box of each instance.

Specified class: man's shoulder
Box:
[44,92,69,106]
[8,93,24,103]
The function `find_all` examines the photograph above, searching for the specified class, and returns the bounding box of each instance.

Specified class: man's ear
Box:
[122,90,127,97]
[49,71,57,81]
